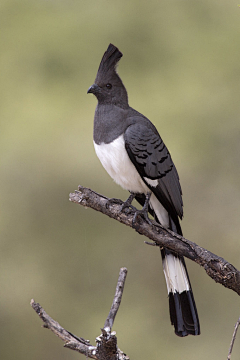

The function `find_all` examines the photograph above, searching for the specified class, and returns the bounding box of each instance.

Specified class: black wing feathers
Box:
[124,123,172,179]
[124,123,183,223]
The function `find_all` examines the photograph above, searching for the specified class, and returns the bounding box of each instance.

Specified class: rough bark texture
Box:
[69,185,240,296]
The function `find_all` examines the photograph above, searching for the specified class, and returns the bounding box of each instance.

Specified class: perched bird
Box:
[87,44,200,337]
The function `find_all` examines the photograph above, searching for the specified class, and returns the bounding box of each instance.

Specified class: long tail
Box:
[163,218,200,336]
[135,193,200,336]
[161,248,200,336]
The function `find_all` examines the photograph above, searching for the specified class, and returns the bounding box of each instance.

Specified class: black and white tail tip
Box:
[162,249,200,337]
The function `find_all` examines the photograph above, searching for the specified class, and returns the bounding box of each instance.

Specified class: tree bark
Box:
[69,185,240,296]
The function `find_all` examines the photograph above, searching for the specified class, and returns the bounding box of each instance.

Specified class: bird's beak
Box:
[87,84,100,94]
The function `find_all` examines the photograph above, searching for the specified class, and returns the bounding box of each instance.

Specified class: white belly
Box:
[94,135,169,227]
[94,135,148,193]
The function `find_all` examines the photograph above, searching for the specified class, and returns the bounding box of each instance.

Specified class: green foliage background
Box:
[1,1,240,359]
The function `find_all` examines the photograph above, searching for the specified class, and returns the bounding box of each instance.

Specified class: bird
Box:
[87,43,200,337]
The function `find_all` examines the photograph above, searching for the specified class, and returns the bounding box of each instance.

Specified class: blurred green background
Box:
[1,0,240,359]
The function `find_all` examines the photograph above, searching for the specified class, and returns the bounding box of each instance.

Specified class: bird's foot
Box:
[133,208,152,226]
[120,192,137,214]
[133,192,152,226]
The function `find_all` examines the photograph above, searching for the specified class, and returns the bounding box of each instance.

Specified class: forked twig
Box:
[31,267,129,360]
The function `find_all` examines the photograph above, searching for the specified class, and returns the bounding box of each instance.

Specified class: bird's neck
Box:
[93,104,129,144]
[97,98,129,110]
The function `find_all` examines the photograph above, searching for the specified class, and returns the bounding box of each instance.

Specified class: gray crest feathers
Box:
[95,44,123,81]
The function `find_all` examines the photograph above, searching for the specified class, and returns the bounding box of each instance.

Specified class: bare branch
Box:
[69,185,240,296]
[30,299,97,359]
[31,268,130,360]
[96,267,129,360]
[227,316,240,360]
[104,267,128,331]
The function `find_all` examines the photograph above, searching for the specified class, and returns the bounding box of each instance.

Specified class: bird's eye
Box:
[106,83,112,89]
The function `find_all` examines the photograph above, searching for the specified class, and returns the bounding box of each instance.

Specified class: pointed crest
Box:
[95,44,123,80]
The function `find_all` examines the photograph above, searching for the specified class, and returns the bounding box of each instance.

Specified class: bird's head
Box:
[87,44,129,108]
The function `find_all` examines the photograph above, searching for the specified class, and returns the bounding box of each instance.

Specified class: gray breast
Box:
[93,104,129,144]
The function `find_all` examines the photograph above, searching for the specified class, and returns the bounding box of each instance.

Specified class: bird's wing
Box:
[124,122,183,222]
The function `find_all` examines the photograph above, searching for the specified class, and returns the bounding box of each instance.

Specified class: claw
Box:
[133,209,152,226]
[120,192,137,214]
[107,192,152,226]
[132,192,152,226]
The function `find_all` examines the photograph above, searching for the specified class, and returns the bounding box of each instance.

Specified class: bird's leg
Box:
[120,192,137,214]
[133,192,152,226]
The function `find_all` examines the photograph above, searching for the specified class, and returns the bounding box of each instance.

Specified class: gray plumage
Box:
[88,44,200,337]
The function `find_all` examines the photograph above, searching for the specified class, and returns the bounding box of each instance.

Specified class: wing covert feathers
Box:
[124,123,183,220]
